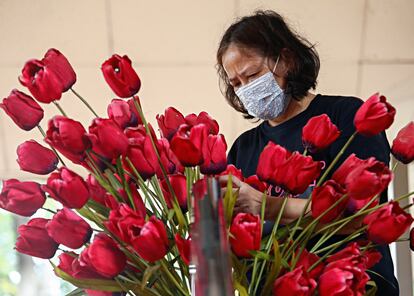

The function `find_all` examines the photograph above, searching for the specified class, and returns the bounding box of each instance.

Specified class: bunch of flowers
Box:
[1,48,414,296]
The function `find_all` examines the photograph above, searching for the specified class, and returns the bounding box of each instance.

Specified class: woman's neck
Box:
[267,92,316,127]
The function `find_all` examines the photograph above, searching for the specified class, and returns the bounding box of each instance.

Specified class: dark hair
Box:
[216,10,320,119]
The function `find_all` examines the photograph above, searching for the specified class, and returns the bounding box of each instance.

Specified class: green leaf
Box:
[365,280,377,296]
[250,250,271,261]
[223,174,238,226]
[261,238,282,295]
[141,264,160,290]
[233,278,248,296]
[66,288,86,296]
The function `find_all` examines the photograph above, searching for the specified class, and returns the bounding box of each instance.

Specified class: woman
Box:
[217,10,399,295]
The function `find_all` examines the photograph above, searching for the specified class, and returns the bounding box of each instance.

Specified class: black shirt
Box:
[227,94,399,295]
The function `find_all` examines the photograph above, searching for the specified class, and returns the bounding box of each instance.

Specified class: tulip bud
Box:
[302,114,340,153]
[273,266,316,296]
[15,218,59,259]
[161,174,188,209]
[46,208,92,249]
[311,180,347,223]
[354,93,396,136]
[175,234,191,265]
[43,48,76,91]
[229,213,261,258]
[17,140,58,175]
[156,107,186,140]
[107,98,140,129]
[0,179,45,216]
[43,167,89,209]
[57,252,103,279]
[200,134,227,175]
[184,111,219,135]
[0,89,44,131]
[101,54,141,98]
[391,121,414,164]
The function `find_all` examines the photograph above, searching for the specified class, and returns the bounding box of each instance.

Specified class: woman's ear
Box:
[279,48,295,76]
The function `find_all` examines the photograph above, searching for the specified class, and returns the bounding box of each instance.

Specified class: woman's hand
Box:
[218,175,263,216]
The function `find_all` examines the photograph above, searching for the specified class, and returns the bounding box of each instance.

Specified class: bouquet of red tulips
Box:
[1,48,414,296]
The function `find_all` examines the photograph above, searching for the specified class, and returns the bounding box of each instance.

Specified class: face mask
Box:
[235,57,290,120]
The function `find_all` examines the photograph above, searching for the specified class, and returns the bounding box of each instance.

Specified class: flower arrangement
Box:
[1,48,414,296]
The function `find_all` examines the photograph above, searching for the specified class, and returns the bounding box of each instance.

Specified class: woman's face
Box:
[221,43,287,92]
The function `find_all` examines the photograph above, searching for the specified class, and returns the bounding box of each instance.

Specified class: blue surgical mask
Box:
[235,57,290,120]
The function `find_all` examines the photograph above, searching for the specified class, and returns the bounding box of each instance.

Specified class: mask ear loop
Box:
[272,55,280,74]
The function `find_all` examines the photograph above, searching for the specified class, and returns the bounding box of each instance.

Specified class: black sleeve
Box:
[227,137,239,166]
[328,97,391,203]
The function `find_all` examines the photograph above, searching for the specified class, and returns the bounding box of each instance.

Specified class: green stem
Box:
[53,101,67,117]
[37,125,66,166]
[41,207,57,214]
[70,87,99,117]
[160,260,189,296]
[316,132,357,187]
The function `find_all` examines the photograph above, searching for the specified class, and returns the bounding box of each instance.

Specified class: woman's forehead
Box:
[222,45,266,77]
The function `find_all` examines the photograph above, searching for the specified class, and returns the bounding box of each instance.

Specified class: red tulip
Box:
[15,218,59,259]
[157,138,184,176]
[107,98,141,129]
[229,213,261,258]
[171,124,208,167]
[345,157,392,201]
[345,195,379,214]
[80,233,126,278]
[127,96,143,125]
[354,93,396,136]
[43,48,76,91]
[184,111,219,135]
[392,121,414,164]
[86,174,107,205]
[257,142,291,184]
[293,248,325,279]
[319,258,369,296]
[245,175,268,193]
[58,252,103,279]
[101,54,141,98]
[311,180,347,223]
[88,118,129,160]
[175,234,191,265]
[200,134,227,175]
[0,179,45,216]
[219,165,244,181]
[104,203,145,244]
[161,174,188,209]
[302,114,340,153]
[0,89,44,130]
[105,182,146,217]
[42,167,89,209]
[273,266,316,296]
[132,216,169,262]
[45,115,91,164]
[19,59,63,103]
[363,201,413,244]
[85,290,116,296]
[46,208,92,249]
[332,154,365,185]
[156,107,186,140]
[17,140,58,174]
[326,242,382,270]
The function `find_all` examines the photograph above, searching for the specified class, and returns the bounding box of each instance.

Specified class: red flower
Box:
[88,118,129,160]
[345,157,392,201]
[219,164,244,181]
[0,179,45,216]
[332,154,364,185]
[19,59,63,103]
[45,115,91,164]
[161,174,188,209]
[273,266,316,296]
[171,124,208,167]
[43,48,76,91]
[326,242,382,270]
[391,121,414,164]
[245,175,268,192]
[311,180,347,223]
[302,114,340,153]
[107,98,142,129]
[80,233,126,278]
[229,213,261,258]
[184,111,219,135]
[57,252,103,279]
[156,107,186,140]
[86,174,107,205]
[101,54,141,98]
[354,93,396,136]
[15,218,59,259]
[293,248,325,279]
[17,140,58,175]
[363,201,413,244]
[175,234,191,265]
[42,167,89,209]
[200,134,227,175]
[257,142,291,184]
[319,258,370,296]
[131,216,169,262]
[46,208,92,249]
[0,89,44,130]
[104,203,145,244]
